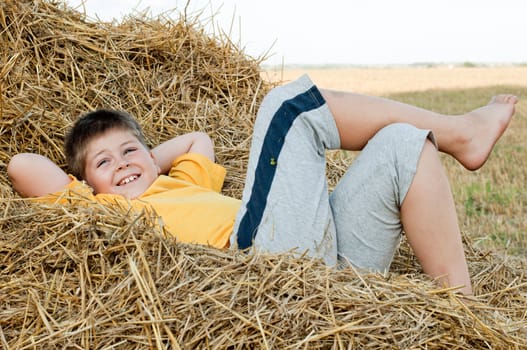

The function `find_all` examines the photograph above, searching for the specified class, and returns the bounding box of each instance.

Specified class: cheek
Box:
[144,155,160,175]
[86,170,110,190]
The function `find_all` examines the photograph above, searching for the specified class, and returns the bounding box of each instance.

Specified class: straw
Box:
[0,1,525,348]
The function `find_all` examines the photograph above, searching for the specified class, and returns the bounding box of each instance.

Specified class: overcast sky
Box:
[66,0,527,66]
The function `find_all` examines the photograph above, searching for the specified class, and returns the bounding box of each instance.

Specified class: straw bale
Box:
[1,197,526,349]
[0,1,526,349]
[0,0,267,198]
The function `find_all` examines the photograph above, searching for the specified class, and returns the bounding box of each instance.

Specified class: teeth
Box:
[119,175,138,186]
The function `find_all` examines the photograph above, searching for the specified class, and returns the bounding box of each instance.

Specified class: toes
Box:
[491,94,518,104]
[507,95,519,104]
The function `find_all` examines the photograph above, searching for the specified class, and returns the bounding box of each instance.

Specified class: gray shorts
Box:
[231,75,434,272]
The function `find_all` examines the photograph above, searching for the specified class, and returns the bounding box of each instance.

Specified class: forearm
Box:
[8,153,71,197]
[152,132,215,174]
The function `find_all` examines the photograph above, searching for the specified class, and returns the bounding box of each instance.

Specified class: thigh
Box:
[330,123,434,271]
[232,75,341,265]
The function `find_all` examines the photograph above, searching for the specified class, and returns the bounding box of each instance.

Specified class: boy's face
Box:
[83,128,160,199]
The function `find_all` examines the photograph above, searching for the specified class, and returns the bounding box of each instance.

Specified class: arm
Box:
[7,153,72,198]
[151,132,215,174]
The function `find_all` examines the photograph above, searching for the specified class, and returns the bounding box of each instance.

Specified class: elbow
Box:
[7,154,28,183]
[194,131,213,144]
[192,132,215,161]
[7,154,31,195]
[201,133,215,161]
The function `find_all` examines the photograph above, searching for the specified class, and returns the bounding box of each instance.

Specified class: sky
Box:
[65,0,527,66]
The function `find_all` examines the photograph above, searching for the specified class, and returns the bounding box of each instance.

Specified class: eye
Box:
[96,159,108,168]
[124,147,137,155]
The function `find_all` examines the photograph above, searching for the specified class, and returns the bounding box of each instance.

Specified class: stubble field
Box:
[266,66,527,256]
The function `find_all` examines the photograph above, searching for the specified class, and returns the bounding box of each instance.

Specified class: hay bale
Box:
[1,197,526,349]
[0,0,267,198]
[0,1,526,349]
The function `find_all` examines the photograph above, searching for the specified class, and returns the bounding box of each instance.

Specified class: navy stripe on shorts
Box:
[236,85,326,249]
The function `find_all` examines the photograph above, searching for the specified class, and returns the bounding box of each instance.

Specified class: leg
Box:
[232,75,341,265]
[331,123,429,272]
[321,89,517,170]
[401,141,472,294]
[331,123,472,294]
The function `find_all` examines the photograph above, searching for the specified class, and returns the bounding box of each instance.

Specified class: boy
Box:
[8,75,518,295]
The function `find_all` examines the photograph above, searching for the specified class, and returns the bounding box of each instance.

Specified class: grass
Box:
[385,86,527,256]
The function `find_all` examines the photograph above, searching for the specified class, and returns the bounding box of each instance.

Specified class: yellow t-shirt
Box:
[41,153,241,248]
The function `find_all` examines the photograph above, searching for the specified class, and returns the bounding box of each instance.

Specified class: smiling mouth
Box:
[118,175,140,186]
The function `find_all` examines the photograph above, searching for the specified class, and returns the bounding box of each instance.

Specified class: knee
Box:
[377,123,435,153]
[368,123,437,180]
[371,123,419,155]
[376,123,420,141]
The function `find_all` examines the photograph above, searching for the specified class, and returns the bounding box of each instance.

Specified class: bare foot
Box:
[452,94,517,171]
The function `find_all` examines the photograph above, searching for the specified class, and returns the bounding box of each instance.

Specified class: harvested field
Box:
[0,1,526,349]
[264,66,527,95]
[266,66,527,257]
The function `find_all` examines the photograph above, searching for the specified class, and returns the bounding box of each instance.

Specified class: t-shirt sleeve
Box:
[168,153,226,192]
[34,175,96,204]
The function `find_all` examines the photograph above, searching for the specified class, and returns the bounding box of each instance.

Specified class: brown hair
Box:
[65,109,147,179]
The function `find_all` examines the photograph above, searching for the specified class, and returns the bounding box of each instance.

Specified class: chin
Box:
[122,187,146,200]
[115,180,151,199]
[121,191,140,200]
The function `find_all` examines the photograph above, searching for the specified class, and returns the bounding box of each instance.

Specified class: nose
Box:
[117,159,129,171]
